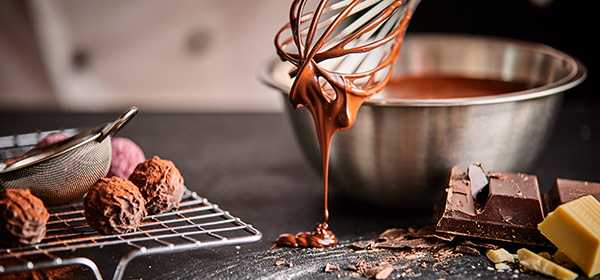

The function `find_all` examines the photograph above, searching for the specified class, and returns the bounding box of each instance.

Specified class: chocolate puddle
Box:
[272,0,417,249]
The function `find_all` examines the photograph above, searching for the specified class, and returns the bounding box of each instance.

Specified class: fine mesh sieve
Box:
[0,107,138,206]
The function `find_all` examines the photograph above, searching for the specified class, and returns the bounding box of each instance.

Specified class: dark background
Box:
[404,0,599,192]
[406,0,596,107]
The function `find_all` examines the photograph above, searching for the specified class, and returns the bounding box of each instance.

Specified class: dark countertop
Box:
[0,95,599,279]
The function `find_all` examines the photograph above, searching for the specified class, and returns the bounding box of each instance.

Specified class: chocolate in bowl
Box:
[260,33,586,208]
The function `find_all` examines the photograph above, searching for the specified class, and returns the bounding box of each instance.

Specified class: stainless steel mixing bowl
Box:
[260,34,586,208]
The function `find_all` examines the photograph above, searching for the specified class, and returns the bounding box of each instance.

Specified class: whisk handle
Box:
[97,106,138,142]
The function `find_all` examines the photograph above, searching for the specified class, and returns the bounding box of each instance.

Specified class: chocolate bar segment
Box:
[548,178,600,211]
[434,165,552,246]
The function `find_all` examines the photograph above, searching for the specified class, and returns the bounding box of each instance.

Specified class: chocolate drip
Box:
[270,222,337,251]
[272,0,417,249]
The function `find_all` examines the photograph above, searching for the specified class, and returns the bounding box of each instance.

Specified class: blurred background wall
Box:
[0,0,291,112]
[0,0,594,112]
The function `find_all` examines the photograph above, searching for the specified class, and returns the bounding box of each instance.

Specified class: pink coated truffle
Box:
[107,137,145,179]
[34,132,68,149]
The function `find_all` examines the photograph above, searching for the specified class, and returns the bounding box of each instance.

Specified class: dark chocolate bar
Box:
[434,165,552,246]
[548,178,600,211]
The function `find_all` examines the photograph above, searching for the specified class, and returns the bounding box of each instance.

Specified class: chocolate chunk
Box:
[434,165,551,246]
[0,189,49,247]
[458,240,499,250]
[129,156,185,215]
[468,163,488,197]
[378,228,407,241]
[548,178,600,211]
[454,245,481,256]
[374,237,447,249]
[364,262,393,279]
[324,263,340,273]
[84,177,147,235]
[373,226,451,249]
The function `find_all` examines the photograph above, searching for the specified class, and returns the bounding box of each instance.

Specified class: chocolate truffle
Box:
[34,132,68,149]
[83,177,147,235]
[0,189,49,247]
[107,137,146,179]
[129,156,185,215]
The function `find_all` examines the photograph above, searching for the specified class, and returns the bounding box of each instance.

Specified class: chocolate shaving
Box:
[458,239,499,250]
[364,262,393,279]
[349,241,374,250]
[348,260,372,275]
[375,237,447,249]
[324,263,340,273]
[378,228,407,241]
[275,260,293,267]
[409,225,455,241]
[371,225,454,249]
[454,245,481,256]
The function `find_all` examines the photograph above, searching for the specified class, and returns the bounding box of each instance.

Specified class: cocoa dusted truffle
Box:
[0,189,49,247]
[83,177,147,235]
[107,137,146,179]
[129,156,185,215]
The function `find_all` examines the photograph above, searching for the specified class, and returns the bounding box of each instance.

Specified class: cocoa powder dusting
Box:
[0,189,49,247]
[129,156,185,215]
[83,177,147,235]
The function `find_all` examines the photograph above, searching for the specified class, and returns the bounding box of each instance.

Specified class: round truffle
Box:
[83,177,147,235]
[34,132,68,149]
[129,156,185,215]
[107,137,145,179]
[0,189,49,247]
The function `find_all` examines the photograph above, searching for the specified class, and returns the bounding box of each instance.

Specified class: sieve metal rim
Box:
[0,107,138,174]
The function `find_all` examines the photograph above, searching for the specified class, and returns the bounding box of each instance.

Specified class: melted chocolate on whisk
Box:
[271,0,416,250]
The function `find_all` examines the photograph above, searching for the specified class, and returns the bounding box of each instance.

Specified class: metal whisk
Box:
[0,107,138,206]
[275,0,420,107]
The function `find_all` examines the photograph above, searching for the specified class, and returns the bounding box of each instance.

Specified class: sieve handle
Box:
[97,106,138,142]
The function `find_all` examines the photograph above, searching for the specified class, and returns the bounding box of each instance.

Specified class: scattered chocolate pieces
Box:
[457,240,499,250]
[349,241,374,250]
[375,237,447,250]
[0,189,49,247]
[364,262,393,279]
[349,260,372,276]
[275,260,293,267]
[350,225,494,256]
[371,226,455,250]
[324,263,340,273]
[454,245,480,256]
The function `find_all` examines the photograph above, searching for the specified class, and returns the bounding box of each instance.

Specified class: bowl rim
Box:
[258,33,587,107]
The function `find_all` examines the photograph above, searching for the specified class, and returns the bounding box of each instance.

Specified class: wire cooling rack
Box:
[0,130,262,280]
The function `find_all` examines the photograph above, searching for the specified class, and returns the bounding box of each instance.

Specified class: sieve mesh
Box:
[0,107,138,206]
[0,135,111,206]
